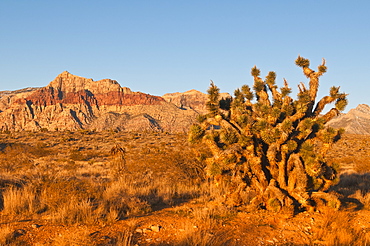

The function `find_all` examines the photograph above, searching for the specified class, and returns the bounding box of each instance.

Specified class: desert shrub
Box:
[98,182,151,222]
[51,199,97,225]
[176,219,234,246]
[29,142,52,157]
[2,185,46,215]
[0,144,33,173]
[40,177,101,212]
[126,142,208,184]
[354,156,370,174]
[69,150,88,161]
[103,175,159,209]
[166,148,208,182]
[110,144,126,177]
[176,230,234,246]
[174,204,235,246]
[189,56,348,212]
[52,228,97,246]
[195,179,234,205]
[112,230,135,246]
[0,142,52,172]
[99,173,202,221]
[312,210,370,245]
[68,148,101,162]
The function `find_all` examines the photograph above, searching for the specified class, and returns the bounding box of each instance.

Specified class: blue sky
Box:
[1,1,369,111]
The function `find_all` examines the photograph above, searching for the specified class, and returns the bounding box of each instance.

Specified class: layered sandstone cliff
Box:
[0,72,197,133]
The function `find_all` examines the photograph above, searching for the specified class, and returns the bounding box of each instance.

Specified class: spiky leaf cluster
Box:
[206,82,220,116]
[295,56,310,67]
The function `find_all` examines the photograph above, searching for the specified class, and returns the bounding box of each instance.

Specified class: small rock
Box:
[31,224,41,229]
[143,228,152,233]
[135,229,143,233]
[150,225,161,232]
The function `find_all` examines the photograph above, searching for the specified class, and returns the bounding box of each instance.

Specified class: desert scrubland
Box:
[0,130,369,246]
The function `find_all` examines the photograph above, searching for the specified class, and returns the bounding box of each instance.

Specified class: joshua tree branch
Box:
[313,95,336,117]
[321,108,340,123]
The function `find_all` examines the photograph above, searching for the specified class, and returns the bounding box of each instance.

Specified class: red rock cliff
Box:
[14,71,164,107]
[0,72,196,132]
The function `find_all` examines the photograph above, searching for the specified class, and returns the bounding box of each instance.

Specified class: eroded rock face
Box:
[13,71,164,107]
[0,72,197,133]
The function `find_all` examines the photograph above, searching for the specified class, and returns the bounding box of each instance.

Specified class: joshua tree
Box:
[110,144,126,176]
[189,56,347,213]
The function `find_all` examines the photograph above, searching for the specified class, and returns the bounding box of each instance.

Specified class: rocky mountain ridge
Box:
[327,104,370,135]
[1,73,370,134]
[0,72,197,133]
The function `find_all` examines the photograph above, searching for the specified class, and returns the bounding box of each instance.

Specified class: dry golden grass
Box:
[52,228,97,246]
[172,206,235,246]
[112,230,135,246]
[310,210,370,245]
[0,131,207,225]
[176,227,234,246]
[2,185,44,216]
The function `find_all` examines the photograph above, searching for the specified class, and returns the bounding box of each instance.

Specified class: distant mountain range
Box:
[0,72,369,134]
[162,89,231,115]
[0,72,198,133]
[327,104,370,135]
